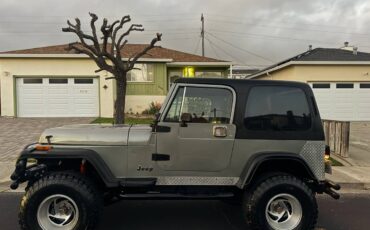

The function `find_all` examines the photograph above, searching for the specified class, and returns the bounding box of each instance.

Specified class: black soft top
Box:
[174,78,310,89]
[174,77,324,141]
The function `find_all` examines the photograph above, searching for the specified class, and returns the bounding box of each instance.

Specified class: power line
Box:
[204,35,247,65]
[208,29,340,46]
[207,18,370,37]
[206,37,220,59]
[204,13,347,29]
[206,31,274,63]
[193,36,201,54]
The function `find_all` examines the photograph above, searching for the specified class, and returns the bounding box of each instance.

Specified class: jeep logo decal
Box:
[137,165,153,172]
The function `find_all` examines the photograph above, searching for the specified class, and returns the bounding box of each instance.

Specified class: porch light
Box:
[183,67,195,78]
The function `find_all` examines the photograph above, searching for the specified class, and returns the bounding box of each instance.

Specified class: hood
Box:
[39,124,152,146]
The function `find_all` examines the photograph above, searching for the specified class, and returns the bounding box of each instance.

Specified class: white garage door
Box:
[17,77,99,117]
[310,82,370,121]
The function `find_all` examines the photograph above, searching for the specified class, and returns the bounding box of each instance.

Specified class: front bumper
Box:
[10,158,47,190]
[10,144,47,190]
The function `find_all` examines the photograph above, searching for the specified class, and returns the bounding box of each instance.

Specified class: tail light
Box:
[325,145,330,160]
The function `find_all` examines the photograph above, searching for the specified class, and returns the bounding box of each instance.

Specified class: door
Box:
[310,82,370,121]
[156,84,236,172]
[17,77,99,117]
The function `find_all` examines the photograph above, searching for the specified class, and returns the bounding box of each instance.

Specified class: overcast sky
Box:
[1,0,369,68]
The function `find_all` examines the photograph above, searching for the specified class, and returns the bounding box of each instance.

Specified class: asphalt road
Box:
[0,193,369,230]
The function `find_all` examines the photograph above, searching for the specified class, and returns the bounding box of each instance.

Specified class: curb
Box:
[0,181,25,193]
[330,154,353,167]
[338,182,370,190]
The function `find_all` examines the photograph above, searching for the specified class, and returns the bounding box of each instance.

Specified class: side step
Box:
[118,192,235,199]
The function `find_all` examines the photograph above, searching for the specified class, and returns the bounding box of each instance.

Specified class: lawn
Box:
[330,157,343,166]
[92,117,154,125]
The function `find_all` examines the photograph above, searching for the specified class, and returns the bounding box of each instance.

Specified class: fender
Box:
[237,152,317,189]
[17,147,120,187]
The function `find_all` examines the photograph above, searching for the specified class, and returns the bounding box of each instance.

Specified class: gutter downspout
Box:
[267,71,272,80]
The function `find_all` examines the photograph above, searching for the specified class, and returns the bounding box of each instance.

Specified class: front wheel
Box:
[19,172,102,230]
[243,175,318,230]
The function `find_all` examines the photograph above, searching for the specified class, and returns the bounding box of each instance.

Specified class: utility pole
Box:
[201,13,205,56]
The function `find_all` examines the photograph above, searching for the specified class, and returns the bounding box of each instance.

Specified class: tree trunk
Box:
[114,73,127,124]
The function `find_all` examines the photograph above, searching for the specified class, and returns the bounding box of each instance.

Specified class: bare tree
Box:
[62,13,162,124]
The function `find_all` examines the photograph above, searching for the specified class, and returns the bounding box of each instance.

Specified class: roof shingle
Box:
[250,48,370,78]
[0,43,227,62]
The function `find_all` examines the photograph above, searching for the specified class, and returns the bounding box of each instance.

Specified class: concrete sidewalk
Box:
[325,152,370,193]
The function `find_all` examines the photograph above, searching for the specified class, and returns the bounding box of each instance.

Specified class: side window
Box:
[164,86,233,124]
[244,86,311,131]
[164,87,184,122]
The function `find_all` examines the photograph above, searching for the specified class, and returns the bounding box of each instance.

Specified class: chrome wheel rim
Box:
[265,193,302,230]
[37,194,79,230]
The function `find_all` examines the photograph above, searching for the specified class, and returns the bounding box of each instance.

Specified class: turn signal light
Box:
[35,145,52,151]
[324,145,330,160]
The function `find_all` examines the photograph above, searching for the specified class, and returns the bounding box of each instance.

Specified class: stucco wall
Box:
[126,95,166,114]
[0,58,115,117]
[256,64,370,82]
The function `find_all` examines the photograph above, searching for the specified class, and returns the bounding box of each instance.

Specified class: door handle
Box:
[152,153,170,161]
[213,126,228,137]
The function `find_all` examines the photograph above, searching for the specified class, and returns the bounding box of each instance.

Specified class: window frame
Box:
[23,78,43,84]
[161,83,236,124]
[360,83,370,89]
[74,78,94,84]
[244,85,313,132]
[336,83,354,89]
[49,78,68,84]
[195,70,223,78]
[127,63,155,83]
[312,83,330,89]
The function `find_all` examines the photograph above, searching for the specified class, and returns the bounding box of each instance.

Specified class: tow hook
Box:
[322,179,341,200]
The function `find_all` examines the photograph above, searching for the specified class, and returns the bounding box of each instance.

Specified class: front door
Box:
[156,84,236,172]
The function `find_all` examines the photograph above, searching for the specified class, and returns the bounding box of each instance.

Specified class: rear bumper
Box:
[316,179,341,199]
[325,158,332,174]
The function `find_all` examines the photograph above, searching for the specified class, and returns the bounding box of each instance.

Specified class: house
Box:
[0,44,231,118]
[248,43,370,121]
[228,66,259,79]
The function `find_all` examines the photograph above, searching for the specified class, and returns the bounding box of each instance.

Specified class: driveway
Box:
[349,122,370,166]
[0,117,93,182]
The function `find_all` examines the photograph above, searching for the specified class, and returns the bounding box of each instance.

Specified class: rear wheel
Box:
[19,172,102,230]
[243,175,318,230]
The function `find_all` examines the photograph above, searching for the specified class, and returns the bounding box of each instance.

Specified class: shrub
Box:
[142,101,162,115]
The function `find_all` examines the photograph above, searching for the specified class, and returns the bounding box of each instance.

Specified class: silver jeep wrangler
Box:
[11,78,340,230]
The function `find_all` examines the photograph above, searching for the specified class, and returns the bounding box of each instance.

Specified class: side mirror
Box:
[155,112,161,121]
[180,113,192,127]
[151,112,161,132]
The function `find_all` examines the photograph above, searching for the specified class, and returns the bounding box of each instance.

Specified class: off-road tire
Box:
[19,171,103,230]
[243,175,318,230]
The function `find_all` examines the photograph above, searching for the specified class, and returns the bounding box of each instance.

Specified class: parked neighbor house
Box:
[0,44,231,118]
[249,43,370,121]
[228,66,259,79]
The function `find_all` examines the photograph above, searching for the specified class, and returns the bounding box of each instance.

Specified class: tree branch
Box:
[112,16,131,56]
[88,12,101,53]
[128,33,162,70]
[117,24,144,49]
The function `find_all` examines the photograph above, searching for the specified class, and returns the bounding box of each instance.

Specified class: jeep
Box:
[10,78,340,230]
